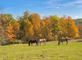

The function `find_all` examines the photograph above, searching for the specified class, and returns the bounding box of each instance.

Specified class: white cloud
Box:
[42,0,82,9]
[61,0,82,7]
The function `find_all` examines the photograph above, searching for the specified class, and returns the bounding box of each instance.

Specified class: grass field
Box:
[0,41,82,60]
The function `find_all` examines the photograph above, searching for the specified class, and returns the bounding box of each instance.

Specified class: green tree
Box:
[50,16,61,35]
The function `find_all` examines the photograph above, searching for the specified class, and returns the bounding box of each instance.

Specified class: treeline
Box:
[0,11,79,42]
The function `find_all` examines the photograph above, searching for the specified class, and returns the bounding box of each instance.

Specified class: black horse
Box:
[28,39,39,46]
[58,37,70,45]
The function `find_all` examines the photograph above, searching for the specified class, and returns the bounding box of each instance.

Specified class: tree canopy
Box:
[0,11,79,42]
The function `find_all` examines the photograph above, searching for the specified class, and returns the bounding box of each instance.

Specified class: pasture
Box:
[0,41,82,60]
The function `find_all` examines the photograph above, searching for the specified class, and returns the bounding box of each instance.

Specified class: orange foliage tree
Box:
[60,17,79,38]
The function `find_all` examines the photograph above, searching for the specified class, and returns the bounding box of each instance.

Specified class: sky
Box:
[0,0,82,19]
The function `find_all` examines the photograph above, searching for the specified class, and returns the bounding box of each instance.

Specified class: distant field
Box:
[0,41,82,60]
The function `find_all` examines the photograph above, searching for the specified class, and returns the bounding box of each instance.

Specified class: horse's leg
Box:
[39,41,41,45]
[28,41,30,46]
[31,42,33,46]
[61,39,64,44]
[66,40,68,45]
[62,41,63,44]
[58,41,60,45]
[36,42,38,45]
[36,41,38,46]
[44,40,46,45]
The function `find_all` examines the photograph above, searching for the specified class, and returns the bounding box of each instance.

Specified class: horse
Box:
[58,37,70,45]
[28,39,39,46]
[39,39,47,45]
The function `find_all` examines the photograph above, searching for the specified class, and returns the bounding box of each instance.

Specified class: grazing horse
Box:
[28,39,39,46]
[39,39,46,45]
[58,37,70,45]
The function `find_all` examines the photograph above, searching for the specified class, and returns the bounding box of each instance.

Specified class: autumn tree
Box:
[59,16,79,38]
[49,16,61,40]
[0,14,14,40]
[18,11,34,41]
[29,13,41,39]
[41,17,53,40]
[18,11,30,39]
[66,17,79,38]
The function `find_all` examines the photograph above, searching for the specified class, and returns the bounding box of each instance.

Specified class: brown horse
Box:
[58,37,70,45]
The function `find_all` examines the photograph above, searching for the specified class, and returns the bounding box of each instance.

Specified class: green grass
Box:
[0,41,82,60]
